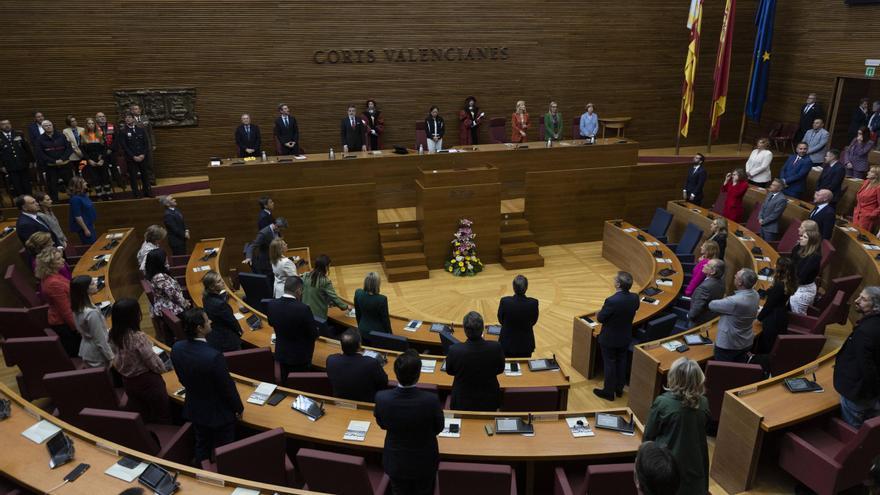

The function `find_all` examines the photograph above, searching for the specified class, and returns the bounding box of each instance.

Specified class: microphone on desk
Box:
[527,413,533,425]
[812,372,817,383]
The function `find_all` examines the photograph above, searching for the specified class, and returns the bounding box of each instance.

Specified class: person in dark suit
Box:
[340,105,367,153]
[14,194,60,248]
[780,142,812,198]
[687,259,725,326]
[234,113,261,158]
[445,311,505,411]
[201,271,242,352]
[497,275,539,358]
[266,276,318,381]
[119,112,151,198]
[171,308,243,462]
[0,119,34,196]
[809,189,836,240]
[326,329,388,402]
[425,106,445,153]
[160,195,189,256]
[26,111,45,147]
[849,98,871,142]
[594,271,640,401]
[683,153,707,206]
[795,93,823,143]
[374,349,445,495]
[815,149,846,205]
[33,120,72,202]
[635,441,681,495]
[256,195,274,231]
[758,179,788,241]
[273,103,300,155]
[244,217,287,278]
[834,287,880,428]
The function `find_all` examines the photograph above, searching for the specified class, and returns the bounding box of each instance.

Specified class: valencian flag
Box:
[745,0,777,121]
[680,0,704,138]
[710,0,736,139]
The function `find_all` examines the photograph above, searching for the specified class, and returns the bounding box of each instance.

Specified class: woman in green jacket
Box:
[544,101,563,141]
[644,357,710,495]
[301,255,350,333]
[353,271,392,343]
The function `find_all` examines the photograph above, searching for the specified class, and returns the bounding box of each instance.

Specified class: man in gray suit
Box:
[687,259,725,326]
[709,268,760,363]
[758,178,788,242]
[802,118,829,167]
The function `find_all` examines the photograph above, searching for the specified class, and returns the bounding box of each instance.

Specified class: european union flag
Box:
[745,0,776,121]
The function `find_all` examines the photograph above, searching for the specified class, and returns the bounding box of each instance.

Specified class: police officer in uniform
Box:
[120,112,151,198]
[0,119,33,196]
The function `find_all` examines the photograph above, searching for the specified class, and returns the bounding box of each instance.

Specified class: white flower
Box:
[455,255,464,261]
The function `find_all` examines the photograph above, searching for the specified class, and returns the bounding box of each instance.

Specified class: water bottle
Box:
[591,136,596,144]
[546,139,552,148]
[329,147,335,160]
[418,144,424,155]
[261,151,267,161]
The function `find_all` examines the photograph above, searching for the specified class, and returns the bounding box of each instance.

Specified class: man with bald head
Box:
[810,189,836,240]
[709,268,760,363]
[687,259,726,326]
[33,119,72,201]
[234,113,261,158]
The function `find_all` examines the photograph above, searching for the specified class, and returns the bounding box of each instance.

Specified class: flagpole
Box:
[737,56,757,152]
[675,96,685,155]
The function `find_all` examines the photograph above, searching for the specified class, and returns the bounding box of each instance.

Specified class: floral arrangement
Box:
[444,218,484,276]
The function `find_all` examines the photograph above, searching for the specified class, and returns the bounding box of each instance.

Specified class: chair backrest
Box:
[835,416,880,487]
[537,120,546,141]
[215,428,289,486]
[745,202,762,233]
[0,336,77,400]
[224,348,277,384]
[819,239,835,272]
[768,335,827,376]
[489,118,507,144]
[44,367,123,423]
[78,407,160,455]
[415,120,428,150]
[437,461,515,495]
[501,386,559,412]
[296,447,376,495]
[813,275,863,325]
[813,290,845,334]
[169,254,189,267]
[675,223,704,257]
[571,117,580,139]
[239,272,271,311]
[777,219,802,254]
[582,463,638,495]
[286,372,332,397]
[642,313,677,342]
[646,208,673,240]
[711,192,727,215]
[161,308,185,342]
[141,278,155,305]
[0,305,50,339]
[704,361,765,422]
[440,331,461,355]
[368,331,409,352]
[4,264,41,307]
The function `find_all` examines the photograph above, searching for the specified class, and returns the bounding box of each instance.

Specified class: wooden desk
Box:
[711,350,840,494]
[70,228,141,313]
[0,218,30,307]
[570,221,684,379]
[0,384,318,494]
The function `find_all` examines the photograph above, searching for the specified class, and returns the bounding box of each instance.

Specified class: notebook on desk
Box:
[683,333,712,345]
[594,413,635,434]
[487,324,501,336]
[495,416,534,435]
[528,357,560,372]
[784,377,823,393]
[430,323,453,333]
[292,395,325,421]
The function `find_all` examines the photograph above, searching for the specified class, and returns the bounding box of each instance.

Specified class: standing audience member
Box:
[446,311,506,411]
[301,254,350,334]
[269,238,297,299]
[459,96,484,146]
[425,106,445,152]
[201,271,242,352]
[808,189,836,240]
[497,274,540,358]
[579,103,599,139]
[26,111,45,147]
[854,166,880,231]
[511,100,529,143]
[683,153,707,205]
[544,101,563,141]
[745,138,773,187]
[266,276,318,379]
[171,307,243,462]
[130,104,156,185]
[137,225,166,273]
[754,256,797,353]
[353,271,392,343]
[80,117,112,200]
[257,195,274,231]
[161,195,189,256]
[780,142,811,198]
[273,103,300,155]
[68,176,96,244]
[244,217,287,279]
[844,126,875,179]
[340,104,367,153]
[686,259,725,326]
[110,298,172,424]
[374,349,445,495]
[644,357,710,495]
[833,287,880,428]
[684,240,720,298]
[35,247,81,357]
[709,268,760,363]
[707,217,728,259]
[62,116,85,174]
[0,119,33,196]
[869,101,880,141]
[119,112,151,198]
[815,149,846,204]
[594,271,640,401]
[15,194,56,249]
[635,442,680,495]
[363,99,384,151]
[33,192,67,248]
[234,113,261,158]
[71,275,114,368]
[758,179,788,241]
[795,93,822,143]
[326,329,389,402]
[802,118,829,168]
[849,98,871,142]
[789,229,822,315]
[145,248,190,318]
[25,232,71,279]
[34,120,72,201]
[720,169,748,222]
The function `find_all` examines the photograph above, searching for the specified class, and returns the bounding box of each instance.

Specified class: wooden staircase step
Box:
[383,252,427,268]
[500,242,539,256]
[381,239,424,255]
[500,230,535,243]
[385,265,429,282]
[500,218,530,232]
[379,227,420,242]
[501,253,545,270]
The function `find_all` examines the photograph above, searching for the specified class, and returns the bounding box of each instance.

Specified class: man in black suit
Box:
[796,93,823,143]
[497,275,539,358]
[445,311,505,411]
[234,113,262,158]
[683,153,708,206]
[687,260,725,326]
[849,98,871,142]
[257,195,274,231]
[273,103,300,155]
[266,276,318,381]
[14,194,60,248]
[374,349,445,495]
[170,308,243,462]
[244,217,287,278]
[834,287,880,427]
[815,149,846,205]
[326,329,388,402]
[26,111,45,147]
[119,112,151,198]
[33,120,72,202]
[593,271,640,401]
[0,119,33,196]
[809,189,836,240]
[160,195,189,256]
[340,105,367,153]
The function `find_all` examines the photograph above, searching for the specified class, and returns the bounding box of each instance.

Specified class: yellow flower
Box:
[465,256,471,261]
[458,262,464,266]
[448,266,453,272]
[455,242,460,246]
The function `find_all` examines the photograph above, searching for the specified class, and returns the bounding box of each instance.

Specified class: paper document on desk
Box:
[343,420,370,441]
[622,228,637,233]
[655,279,673,286]
[21,420,61,444]
[247,382,277,405]
[661,340,683,352]
[655,258,672,263]
[504,362,523,376]
[420,359,437,373]
[439,418,462,438]
[566,417,594,438]
[234,312,245,320]
[105,460,149,482]
[404,320,422,332]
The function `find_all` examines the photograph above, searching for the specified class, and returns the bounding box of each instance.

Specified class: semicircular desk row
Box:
[66,228,643,495]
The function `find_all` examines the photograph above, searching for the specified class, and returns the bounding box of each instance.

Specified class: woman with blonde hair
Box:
[137,224,167,272]
[81,117,112,200]
[789,228,822,314]
[644,357,710,495]
[511,100,529,143]
[269,237,297,298]
[707,216,728,259]
[745,137,773,187]
[25,231,71,280]
[854,165,880,231]
[35,247,81,357]
[353,271,392,343]
[683,240,720,297]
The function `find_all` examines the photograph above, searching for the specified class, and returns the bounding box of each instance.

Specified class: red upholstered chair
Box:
[553,463,636,495]
[704,361,764,423]
[772,219,802,254]
[416,121,428,150]
[819,239,835,272]
[770,122,797,153]
[711,192,727,215]
[767,335,826,377]
[788,290,844,336]
[778,416,880,495]
[537,120,546,141]
[501,386,560,412]
[437,461,517,495]
[141,279,156,305]
[224,348,279,384]
[202,428,294,486]
[0,305,50,339]
[161,308,186,342]
[43,367,128,424]
[1,336,80,400]
[809,275,862,325]
[296,447,390,495]
[285,372,332,396]
[571,117,581,139]
[78,407,194,465]
[489,118,508,144]
[745,201,762,233]
[170,254,189,266]
[4,264,41,307]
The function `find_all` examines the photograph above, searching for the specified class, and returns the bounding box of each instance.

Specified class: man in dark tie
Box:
[810,189,836,240]
[326,329,388,402]
[757,179,788,241]
[815,149,846,204]
[33,120,72,202]
[780,142,811,198]
[593,271,640,401]
[445,311,505,411]
[119,112,151,198]
[374,349,445,495]
[266,276,319,382]
[497,274,539,358]
[160,195,189,256]
[683,153,708,206]
[257,195,275,231]
[14,194,60,248]
[795,93,823,143]
[0,119,34,196]
[26,111,45,147]
[273,103,300,155]
[130,104,156,186]
[234,113,262,158]
[340,105,367,153]
[244,216,287,278]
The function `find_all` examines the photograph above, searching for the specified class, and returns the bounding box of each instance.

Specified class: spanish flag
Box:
[680,0,704,138]
[710,0,736,139]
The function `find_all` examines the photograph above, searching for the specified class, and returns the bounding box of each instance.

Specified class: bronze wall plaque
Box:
[114,88,198,127]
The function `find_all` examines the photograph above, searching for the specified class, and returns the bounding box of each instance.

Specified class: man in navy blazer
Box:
[170,308,243,462]
[160,195,189,256]
[266,276,318,381]
[594,271,640,401]
[780,143,812,199]
[14,194,60,248]
[683,153,708,206]
[234,114,261,158]
[809,189,836,240]
[497,275,539,357]
[256,196,274,231]
[374,349,445,495]
[26,111,45,147]
[340,105,367,153]
[815,149,846,204]
[445,311,505,411]
[326,329,388,402]
[244,217,287,278]
[273,103,300,155]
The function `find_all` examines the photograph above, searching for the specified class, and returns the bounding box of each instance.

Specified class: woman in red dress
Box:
[853,165,880,232]
[720,168,749,222]
[511,100,529,143]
